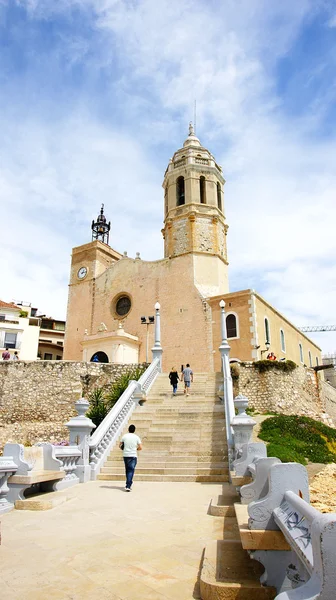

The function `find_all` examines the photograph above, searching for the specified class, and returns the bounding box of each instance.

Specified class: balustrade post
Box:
[151,302,163,371]
[0,456,18,514]
[66,398,96,483]
[231,394,257,459]
[219,299,235,461]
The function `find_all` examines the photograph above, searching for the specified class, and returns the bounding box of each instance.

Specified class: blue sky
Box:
[0,0,336,354]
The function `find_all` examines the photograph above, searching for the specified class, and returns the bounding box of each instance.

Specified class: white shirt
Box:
[121,432,142,457]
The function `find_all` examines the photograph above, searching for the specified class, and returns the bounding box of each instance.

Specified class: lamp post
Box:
[219,299,235,459]
[151,302,163,370]
[260,342,271,357]
[140,315,155,363]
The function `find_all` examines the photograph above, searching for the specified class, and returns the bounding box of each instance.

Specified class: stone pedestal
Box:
[66,398,96,483]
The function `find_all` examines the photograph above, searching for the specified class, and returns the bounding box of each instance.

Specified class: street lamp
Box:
[260,341,271,357]
[141,316,155,362]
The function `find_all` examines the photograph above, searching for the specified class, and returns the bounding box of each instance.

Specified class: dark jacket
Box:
[169,371,179,385]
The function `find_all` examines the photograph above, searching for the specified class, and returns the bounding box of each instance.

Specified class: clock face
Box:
[77,266,88,280]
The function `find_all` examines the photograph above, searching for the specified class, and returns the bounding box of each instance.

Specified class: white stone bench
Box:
[4,443,65,506]
[273,491,336,600]
[233,451,336,598]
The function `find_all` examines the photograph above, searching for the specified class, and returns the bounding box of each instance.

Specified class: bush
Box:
[253,359,297,373]
[86,365,147,428]
[105,365,146,409]
[259,415,336,464]
[86,387,109,428]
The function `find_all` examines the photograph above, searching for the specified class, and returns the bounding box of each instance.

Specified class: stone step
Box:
[100,466,228,475]
[107,460,228,468]
[97,473,229,482]
[200,540,276,600]
[107,455,227,463]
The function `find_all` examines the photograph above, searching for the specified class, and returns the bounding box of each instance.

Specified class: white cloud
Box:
[1,0,336,353]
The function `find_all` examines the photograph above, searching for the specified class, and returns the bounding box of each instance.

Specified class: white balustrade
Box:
[89,358,161,479]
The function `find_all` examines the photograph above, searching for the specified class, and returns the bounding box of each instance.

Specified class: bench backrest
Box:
[240,457,281,505]
[273,491,336,600]
[248,463,309,530]
[232,442,267,476]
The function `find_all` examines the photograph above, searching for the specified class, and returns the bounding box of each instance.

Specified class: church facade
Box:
[63,126,321,371]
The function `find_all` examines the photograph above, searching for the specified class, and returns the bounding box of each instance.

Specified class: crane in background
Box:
[299,326,336,332]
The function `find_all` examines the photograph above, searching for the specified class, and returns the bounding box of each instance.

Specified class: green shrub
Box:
[86,365,147,428]
[19,310,28,318]
[86,387,109,428]
[259,415,336,464]
[105,365,146,409]
[253,359,297,373]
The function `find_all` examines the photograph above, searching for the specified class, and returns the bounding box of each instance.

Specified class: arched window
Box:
[299,343,304,363]
[164,186,168,215]
[217,182,222,211]
[280,329,286,353]
[309,351,312,367]
[264,317,270,345]
[200,176,206,204]
[226,313,238,338]
[176,176,185,206]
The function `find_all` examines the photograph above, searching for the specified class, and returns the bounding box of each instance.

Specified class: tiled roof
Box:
[0,300,21,310]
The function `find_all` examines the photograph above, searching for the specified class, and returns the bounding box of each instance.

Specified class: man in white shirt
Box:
[119,424,142,491]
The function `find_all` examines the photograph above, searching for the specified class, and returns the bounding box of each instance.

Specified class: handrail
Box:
[89,381,137,449]
[88,358,161,479]
[282,490,320,524]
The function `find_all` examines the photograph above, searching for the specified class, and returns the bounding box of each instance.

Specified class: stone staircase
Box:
[98,372,229,483]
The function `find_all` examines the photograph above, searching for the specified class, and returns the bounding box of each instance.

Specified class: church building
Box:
[63,125,321,371]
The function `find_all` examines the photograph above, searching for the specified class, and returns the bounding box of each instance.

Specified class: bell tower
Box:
[162,124,229,296]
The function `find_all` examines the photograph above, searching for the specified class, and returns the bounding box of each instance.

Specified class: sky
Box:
[0,0,336,354]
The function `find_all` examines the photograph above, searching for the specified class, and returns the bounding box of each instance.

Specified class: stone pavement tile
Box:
[1,581,20,600]
[109,579,169,600]
[153,578,201,600]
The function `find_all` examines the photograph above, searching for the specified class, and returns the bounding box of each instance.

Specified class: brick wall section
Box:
[233,363,334,425]
[0,361,147,452]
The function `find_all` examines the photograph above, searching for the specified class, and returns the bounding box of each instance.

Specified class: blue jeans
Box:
[124,457,137,489]
[172,384,177,394]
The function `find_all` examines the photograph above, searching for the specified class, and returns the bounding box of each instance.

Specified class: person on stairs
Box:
[119,424,142,492]
[182,363,193,396]
[169,367,180,395]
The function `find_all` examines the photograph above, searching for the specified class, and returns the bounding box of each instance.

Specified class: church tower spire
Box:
[162,125,228,264]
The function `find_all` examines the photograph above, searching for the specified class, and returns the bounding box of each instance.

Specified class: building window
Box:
[4,332,17,349]
[176,176,185,206]
[115,295,131,317]
[316,356,319,366]
[56,355,62,360]
[299,343,304,363]
[217,182,222,211]
[226,313,238,338]
[309,351,312,367]
[44,353,53,360]
[200,176,206,204]
[264,317,270,345]
[280,329,286,353]
[57,341,63,346]
[164,186,168,215]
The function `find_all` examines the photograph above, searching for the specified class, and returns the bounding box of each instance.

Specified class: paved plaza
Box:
[1,480,226,600]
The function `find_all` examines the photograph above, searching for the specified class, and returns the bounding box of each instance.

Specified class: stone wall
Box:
[0,360,147,452]
[319,380,336,424]
[232,363,334,426]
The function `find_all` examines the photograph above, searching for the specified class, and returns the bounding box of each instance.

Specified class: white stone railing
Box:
[89,358,161,480]
[195,157,209,165]
[53,446,81,490]
[0,456,18,515]
[174,158,186,168]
